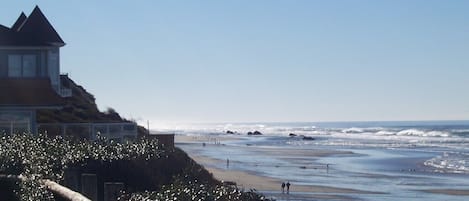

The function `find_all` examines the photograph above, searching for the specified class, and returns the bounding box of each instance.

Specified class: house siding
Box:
[0,51,6,76]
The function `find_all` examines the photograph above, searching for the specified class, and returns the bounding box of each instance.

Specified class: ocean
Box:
[166,121,469,200]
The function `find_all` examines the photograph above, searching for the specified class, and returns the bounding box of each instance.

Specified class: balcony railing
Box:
[37,122,138,141]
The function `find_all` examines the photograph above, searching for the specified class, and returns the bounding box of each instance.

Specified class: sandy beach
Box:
[191,153,382,194]
[175,135,239,144]
[420,189,469,196]
[176,135,385,200]
[174,131,469,200]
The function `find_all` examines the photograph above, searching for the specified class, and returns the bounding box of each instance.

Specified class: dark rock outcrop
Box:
[247,131,262,135]
[302,136,315,140]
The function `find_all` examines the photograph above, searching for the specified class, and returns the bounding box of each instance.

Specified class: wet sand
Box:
[176,134,469,200]
[178,136,384,200]
[189,153,382,200]
[421,189,469,196]
[175,135,239,144]
[194,154,381,194]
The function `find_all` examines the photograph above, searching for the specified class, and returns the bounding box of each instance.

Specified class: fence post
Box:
[104,182,124,201]
[81,174,98,201]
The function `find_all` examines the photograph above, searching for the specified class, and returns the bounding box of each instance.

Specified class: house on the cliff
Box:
[0,6,138,141]
[0,6,69,134]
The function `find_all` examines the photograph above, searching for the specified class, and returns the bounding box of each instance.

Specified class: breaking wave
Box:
[156,121,469,150]
[424,152,469,173]
[396,129,450,137]
[167,121,469,174]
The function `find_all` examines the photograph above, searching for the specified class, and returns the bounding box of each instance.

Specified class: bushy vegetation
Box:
[0,134,162,200]
[36,76,148,137]
[120,179,269,201]
[0,134,271,201]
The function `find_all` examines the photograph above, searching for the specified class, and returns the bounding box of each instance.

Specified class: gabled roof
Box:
[0,24,10,31]
[0,78,64,108]
[0,25,15,46]
[0,6,65,47]
[11,12,27,31]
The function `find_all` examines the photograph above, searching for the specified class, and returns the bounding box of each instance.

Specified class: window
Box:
[8,54,37,77]
[8,55,22,77]
[23,55,37,77]
[0,111,32,134]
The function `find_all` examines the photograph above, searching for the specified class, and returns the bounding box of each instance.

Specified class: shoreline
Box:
[188,153,382,200]
[177,135,385,200]
[176,134,469,200]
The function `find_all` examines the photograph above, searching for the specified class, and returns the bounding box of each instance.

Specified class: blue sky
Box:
[2,1,469,125]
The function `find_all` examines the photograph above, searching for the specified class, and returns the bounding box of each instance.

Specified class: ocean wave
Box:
[335,127,453,138]
[424,152,469,173]
[342,127,364,133]
[396,129,450,137]
[375,130,396,136]
[159,123,467,149]
[341,127,388,134]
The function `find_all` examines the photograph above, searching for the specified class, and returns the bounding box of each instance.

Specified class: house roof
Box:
[0,6,65,47]
[11,12,27,31]
[0,78,64,108]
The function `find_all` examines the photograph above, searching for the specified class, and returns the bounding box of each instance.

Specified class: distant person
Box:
[286,181,291,194]
[226,158,230,168]
[281,182,286,193]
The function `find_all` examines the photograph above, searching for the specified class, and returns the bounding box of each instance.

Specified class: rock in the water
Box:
[289,133,297,137]
[226,130,235,134]
[247,131,262,135]
[302,136,315,140]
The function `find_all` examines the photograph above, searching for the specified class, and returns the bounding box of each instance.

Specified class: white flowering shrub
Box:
[0,134,270,201]
[119,179,271,201]
[0,134,162,201]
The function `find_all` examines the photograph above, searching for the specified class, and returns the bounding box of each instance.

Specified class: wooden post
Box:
[81,174,98,201]
[104,182,124,201]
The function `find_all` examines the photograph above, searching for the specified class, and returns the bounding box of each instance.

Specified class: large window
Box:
[0,111,32,135]
[23,55,37,77]
[8,55,22,77]
[8,54,37,77]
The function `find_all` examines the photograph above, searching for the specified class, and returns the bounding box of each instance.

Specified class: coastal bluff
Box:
[0,77,270,201]
[36,75,148,137]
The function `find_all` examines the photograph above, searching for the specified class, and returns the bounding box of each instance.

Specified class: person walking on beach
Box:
[286,181,291,194]
[226,158,229,168]
[281,182,285,193]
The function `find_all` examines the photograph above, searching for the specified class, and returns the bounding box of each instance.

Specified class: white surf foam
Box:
[424,152,469,173]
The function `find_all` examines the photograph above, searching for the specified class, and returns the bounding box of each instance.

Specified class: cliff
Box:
[36,75,148,136]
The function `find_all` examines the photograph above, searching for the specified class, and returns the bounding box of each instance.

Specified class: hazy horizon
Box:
[2,1,468,125]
